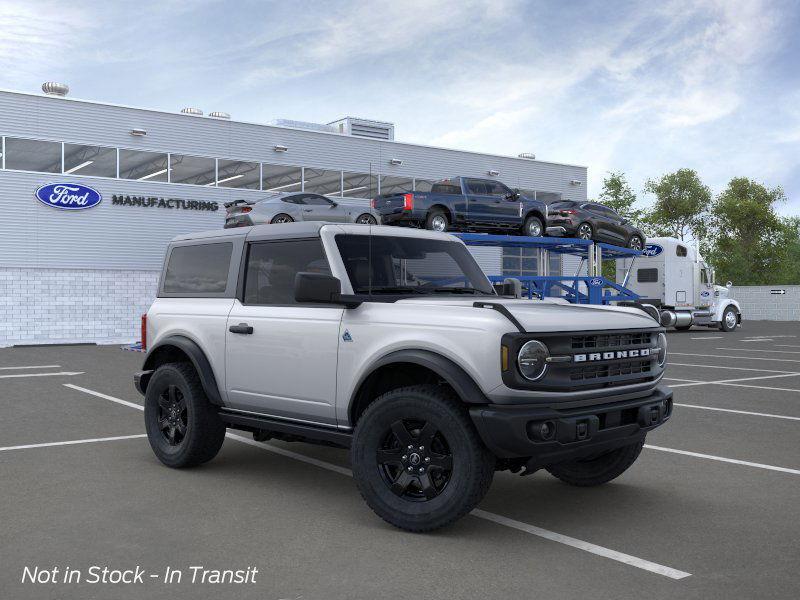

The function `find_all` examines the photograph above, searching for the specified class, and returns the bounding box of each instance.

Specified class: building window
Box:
[119,149,169,182]
[63,144,117,177]
[379,175,413,195]
[262,164,302,193]
[4,138,61,173]
[304,168,342,196]
[170,154,216,186]
[342,171,377,198]
[217,159,260,189]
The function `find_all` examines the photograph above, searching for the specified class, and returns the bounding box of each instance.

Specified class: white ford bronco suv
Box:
[135,223,672,531]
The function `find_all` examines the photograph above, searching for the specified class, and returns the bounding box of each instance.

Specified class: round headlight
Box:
[518,340,549,381]
[657,332,668,366]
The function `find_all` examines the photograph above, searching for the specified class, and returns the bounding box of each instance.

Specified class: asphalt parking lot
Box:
[2,321,799,600]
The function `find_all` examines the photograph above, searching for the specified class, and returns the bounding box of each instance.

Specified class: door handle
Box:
[229,323,253,334]
[303,208,313,212]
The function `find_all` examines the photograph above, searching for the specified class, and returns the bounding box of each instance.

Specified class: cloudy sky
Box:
[2,0,798,212]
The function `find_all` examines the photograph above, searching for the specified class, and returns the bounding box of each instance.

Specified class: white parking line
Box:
[60,384,692,580]
[0,434,146,453]
[669,362,799,374]
[0,365,61,370]
[674,403,800,421]
[0,371,84,379]
[776,344,800,349]
[690,336,723,340]
[667,373,800,388]
[717,382,800,394]
[645,445,800,476]
[716,347,800,354]
[671,352,800,364]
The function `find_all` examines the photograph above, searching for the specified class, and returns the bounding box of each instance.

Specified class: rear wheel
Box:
[545,438,645,486]
[144,363,226,468]
[351,385,494,532]
[522,215,544,237]
[356,213,377,225]
[425,209,449,232]
[720,307,738,332]
[675,324,692,331]
[576,222,593,240]
[270,213,294,224]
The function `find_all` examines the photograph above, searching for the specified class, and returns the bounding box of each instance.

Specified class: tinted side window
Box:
[677,245,688,257]
[430,183,461,194]
[465,179,489,195]
[485,181,512,197]
[637,268,659,283]
[244,239,330,305]
[163,243,232,294]
[303,194,333,206]
[282,195,304,204]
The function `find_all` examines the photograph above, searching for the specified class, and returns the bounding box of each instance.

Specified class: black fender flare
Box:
[351,349,489,418]
[523,209,546,225]
[141,335,223,405]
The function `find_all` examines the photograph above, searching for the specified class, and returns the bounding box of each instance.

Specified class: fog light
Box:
[528,420,556,441]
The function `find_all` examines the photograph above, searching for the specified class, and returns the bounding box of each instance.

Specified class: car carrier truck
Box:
[616,236,742,332]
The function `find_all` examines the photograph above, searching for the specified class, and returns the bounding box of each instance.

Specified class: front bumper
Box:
[470,386,672,467]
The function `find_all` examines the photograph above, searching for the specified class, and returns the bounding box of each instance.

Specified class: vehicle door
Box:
[584,204,617,242]
[598,205,629,244]
[225,238,343,426]
[697,262,714,307]
[297,194,348,222]
[464,178,497,226]
[484,180,521,225]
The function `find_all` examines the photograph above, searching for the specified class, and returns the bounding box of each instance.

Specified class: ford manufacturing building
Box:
[0,85,587,347]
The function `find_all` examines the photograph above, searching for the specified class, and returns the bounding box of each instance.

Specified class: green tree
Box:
[598,171,643,227]
[642,169,711,241]
[706,177,793,285]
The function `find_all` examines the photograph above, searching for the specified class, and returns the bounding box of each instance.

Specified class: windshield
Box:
[335,234,495,296]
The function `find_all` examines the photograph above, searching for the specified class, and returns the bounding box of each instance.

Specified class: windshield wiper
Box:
[354,286,428,294]
[429,287,484,294]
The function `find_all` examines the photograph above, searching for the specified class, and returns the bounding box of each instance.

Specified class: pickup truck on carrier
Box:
[135,223,672,532]
[373,176,551,237]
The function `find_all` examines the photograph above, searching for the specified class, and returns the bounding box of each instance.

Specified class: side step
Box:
[218,409,352,448]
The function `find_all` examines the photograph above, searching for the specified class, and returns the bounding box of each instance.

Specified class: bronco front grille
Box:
[570,359,652,382]
[571,332,652,351]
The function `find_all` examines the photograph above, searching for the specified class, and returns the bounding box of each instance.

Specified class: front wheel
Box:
[144,363,226,468]
[628,235,644,251]
[545,438,645,486]
[522,215,544,237]
[351,385,494,532]
[720,307,738,332]
[576,222,593,240]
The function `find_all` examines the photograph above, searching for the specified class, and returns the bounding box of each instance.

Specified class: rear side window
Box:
[163,243,233,294]
[244,239,330,305]
[637,268,658,283]
[431,181,461,194]
[465,179,489,195]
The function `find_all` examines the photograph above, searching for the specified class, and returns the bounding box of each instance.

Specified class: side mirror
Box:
[493,277,522,298]
[295,272,359,307]
[329,201,338,208]
[726,281,732,288]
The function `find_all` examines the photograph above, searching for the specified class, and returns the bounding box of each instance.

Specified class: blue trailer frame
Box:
[455,233,641,305]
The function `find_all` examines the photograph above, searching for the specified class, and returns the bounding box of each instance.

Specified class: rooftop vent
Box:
[328,117,395,141]
[209,111,230,119]
[42,82,69,97]
[180,107,203,116]
[518,152,536,160]
[269,119,337,134]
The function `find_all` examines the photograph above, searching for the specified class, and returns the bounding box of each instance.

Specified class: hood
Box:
[714,285,730,299]
[396,297,659,332]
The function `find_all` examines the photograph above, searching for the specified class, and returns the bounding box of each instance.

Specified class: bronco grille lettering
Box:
[573,348,650,363]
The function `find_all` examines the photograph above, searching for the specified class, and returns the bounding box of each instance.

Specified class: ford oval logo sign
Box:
[35,183,102,210]
[700,290,710,297]
[588,277,603,287]
[642,244,663,257]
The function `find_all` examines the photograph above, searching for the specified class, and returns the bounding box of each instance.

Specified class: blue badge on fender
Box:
[342,330,353,342]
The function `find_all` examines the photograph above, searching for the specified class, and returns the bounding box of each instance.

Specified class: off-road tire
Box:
[719,307,738,332]
[522,215,544,237]
[425,209,449,232]
[270,213,294,224]
[351,385,494,532]
[545,438,645,487]
[144,362,226,468]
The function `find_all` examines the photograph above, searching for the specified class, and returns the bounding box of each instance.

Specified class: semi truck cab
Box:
[617,236,742,332]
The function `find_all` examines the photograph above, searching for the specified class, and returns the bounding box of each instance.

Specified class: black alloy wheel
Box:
[157,384,188,446]
[628,235,644,251]
[376,419,454,501]
[271,213,294,224]
[577,223,593,240]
